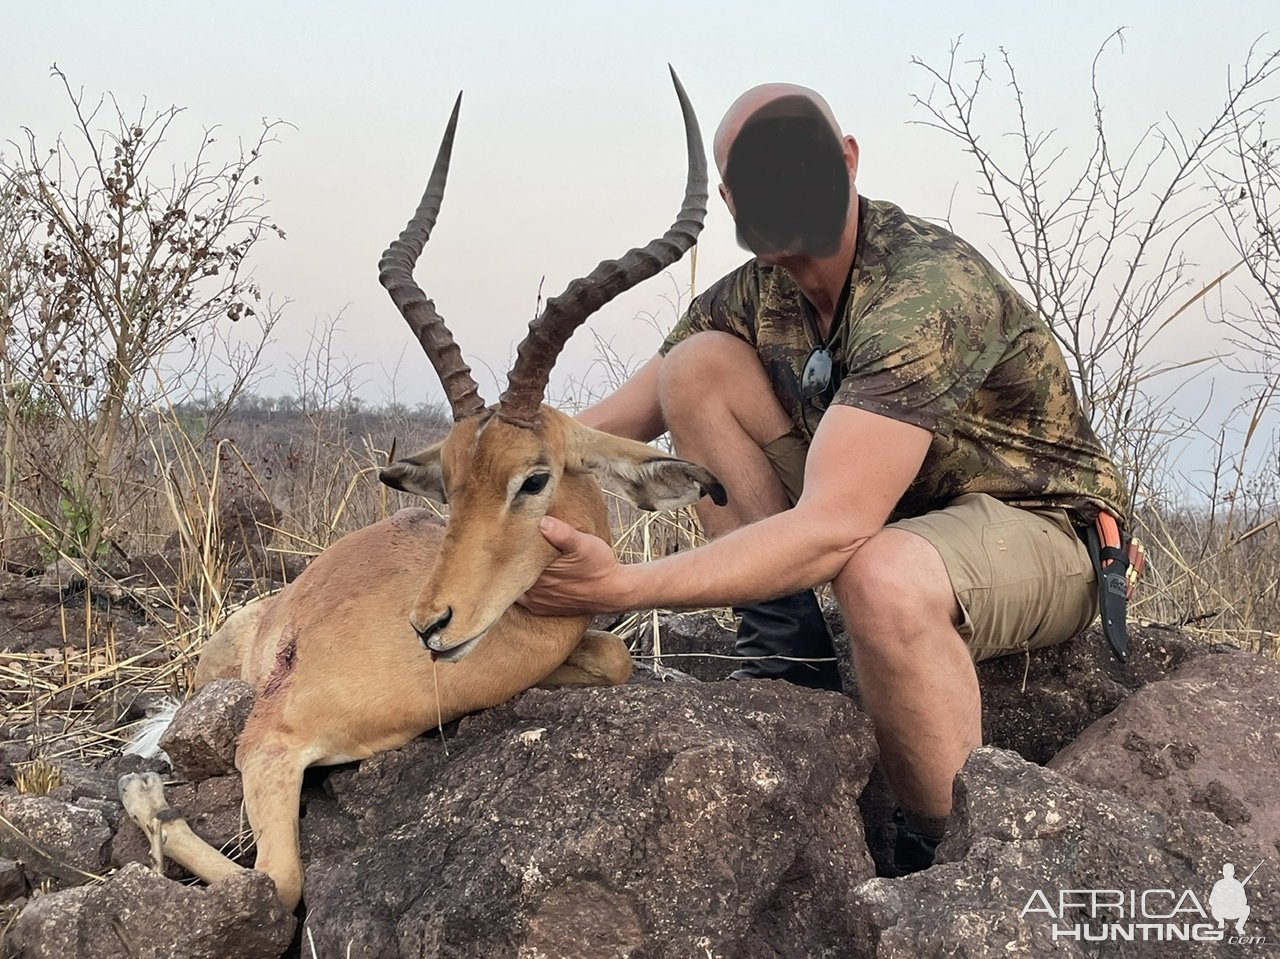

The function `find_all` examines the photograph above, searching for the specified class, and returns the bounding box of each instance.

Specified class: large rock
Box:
[302,681,878,959]
[1050,651,1280,861]
[978,624,1224,765]
[0,794,112,884]
[159,679,254,779]
[7,861,294,959]
[47,759,120,806]
[638,615,1219,878]
[850,747,1279,957]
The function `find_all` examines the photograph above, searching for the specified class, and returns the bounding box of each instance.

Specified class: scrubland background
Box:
[0,39,1277,836]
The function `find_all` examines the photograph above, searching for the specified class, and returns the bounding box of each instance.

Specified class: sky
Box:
[3,1,1278,484]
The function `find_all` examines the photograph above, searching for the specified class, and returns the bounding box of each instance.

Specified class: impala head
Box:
[377,69,720,661]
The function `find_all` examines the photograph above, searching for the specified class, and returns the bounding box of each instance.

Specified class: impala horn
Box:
[497,66,708,427]
[378,93,486,421]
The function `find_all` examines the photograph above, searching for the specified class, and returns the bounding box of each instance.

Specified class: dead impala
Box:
[118,69,720,911]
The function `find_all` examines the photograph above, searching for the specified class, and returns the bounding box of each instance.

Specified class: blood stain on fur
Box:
[261,631,299,698]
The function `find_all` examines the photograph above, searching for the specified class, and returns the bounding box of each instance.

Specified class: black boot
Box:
[729,590,843,691]
[891,807,943,876]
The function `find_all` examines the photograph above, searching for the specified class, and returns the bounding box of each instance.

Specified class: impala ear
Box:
[379,441,446,503]
[567,424,727,512]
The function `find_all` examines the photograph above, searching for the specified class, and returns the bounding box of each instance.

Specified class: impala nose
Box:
[413,607,453,649]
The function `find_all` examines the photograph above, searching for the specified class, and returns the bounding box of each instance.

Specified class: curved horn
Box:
[497,67,708,427]
[379,93,486,421]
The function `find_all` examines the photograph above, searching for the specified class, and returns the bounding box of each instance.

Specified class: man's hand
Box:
[519,516,631,616]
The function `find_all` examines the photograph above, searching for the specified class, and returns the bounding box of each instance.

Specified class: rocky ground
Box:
[1,584,1278,957]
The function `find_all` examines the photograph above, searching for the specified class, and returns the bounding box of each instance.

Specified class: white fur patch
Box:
[122,697,181,762]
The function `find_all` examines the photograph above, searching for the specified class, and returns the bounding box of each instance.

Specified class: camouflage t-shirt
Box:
[661,196,1129,524]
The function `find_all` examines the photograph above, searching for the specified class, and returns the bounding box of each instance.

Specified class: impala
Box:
[119,69,720,910]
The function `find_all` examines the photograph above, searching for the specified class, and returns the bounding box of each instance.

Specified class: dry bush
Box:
[1,68,283,566]
[913,35,1280,653]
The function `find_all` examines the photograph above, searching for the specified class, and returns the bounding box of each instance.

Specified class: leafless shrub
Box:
[0,67,285,563]
[912,36,1280,648]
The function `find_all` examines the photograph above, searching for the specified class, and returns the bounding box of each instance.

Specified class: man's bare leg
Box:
[661,332,977,836]
[659,331,841,690]
[659,331,794,538]
[833,528,981,846]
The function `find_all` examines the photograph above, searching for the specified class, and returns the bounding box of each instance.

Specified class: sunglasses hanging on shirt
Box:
[800,217,862,437]
[802,346,837,409]
[800,196,865,438]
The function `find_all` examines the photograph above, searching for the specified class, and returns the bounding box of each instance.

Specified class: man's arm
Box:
[522,404,933,613]
[575,353,666,442]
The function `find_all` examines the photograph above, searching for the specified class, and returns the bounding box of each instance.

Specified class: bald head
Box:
[715,83,851,258]
[714,83,842,176]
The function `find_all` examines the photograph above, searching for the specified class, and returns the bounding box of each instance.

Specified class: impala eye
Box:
[519,472,551,496]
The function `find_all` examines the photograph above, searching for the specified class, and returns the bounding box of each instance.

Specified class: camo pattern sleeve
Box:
[661,265,759,354]
[835,201,1128,522]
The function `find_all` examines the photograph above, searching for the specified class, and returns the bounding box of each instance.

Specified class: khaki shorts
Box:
[763,431,1098,662]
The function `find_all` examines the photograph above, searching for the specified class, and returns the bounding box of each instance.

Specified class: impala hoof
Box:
[119,771,169,825]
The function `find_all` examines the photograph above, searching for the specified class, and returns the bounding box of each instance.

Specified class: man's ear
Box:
[379,441,446,503]
[719,181,736,216]
[844,134,860,185]
[567,424,727,512]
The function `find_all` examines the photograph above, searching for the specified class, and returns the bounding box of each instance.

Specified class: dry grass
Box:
[2,390,1278,788]
[1,387,1278,787]
[12,758,61,797]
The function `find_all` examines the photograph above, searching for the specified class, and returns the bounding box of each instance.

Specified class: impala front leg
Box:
[119,772,242,886]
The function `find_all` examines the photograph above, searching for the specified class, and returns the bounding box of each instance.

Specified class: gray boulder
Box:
[159,679,254,780]
[0,794,112,884]
[302,681,878,959]
[7,861,294,959]
[850,747,1279,957]
[978,624,1223,764]
[1050,651,1280,861]
[46,759,119,806]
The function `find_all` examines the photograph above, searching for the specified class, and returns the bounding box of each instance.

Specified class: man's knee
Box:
[659,331,792,445]
[835,529,960,651]
[659,331,762,406]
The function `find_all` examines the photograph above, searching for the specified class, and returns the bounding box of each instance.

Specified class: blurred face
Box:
[722,95,850,260]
